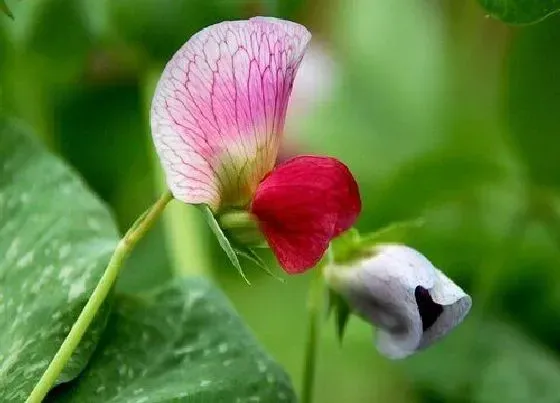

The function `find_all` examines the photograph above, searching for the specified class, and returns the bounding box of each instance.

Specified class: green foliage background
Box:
[2,0,560,401]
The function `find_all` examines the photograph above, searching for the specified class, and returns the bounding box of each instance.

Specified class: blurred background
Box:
[2,0,560,401]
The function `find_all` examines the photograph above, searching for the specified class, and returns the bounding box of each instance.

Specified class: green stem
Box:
[26,191,173,403]
[300,267,325,403]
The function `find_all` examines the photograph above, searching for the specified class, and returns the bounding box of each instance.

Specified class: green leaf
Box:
[478,0,560,24]
[198,205,250,284]
[327,288,351,343]
[50,277,297,403]
[0,118,120,400]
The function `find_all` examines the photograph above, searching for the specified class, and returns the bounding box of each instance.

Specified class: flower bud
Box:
[325,244,471,359]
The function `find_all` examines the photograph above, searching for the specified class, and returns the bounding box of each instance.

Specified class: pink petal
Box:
[250,156,361,274]
[151,17,311,211]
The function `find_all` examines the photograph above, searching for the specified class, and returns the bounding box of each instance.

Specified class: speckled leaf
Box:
[0,119,119,401]
[51,277,297,403]
[479,0,560,24]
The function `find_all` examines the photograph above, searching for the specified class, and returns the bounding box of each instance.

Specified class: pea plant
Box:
[1,1,558,402]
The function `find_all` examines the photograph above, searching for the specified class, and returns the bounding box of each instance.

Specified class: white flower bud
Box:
[325,244,471,359]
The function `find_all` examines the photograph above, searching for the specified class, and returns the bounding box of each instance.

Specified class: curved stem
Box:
[26,191,173,403]
[301,266,325,403]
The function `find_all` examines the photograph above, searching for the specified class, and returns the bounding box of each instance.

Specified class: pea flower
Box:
[325,244,471,358]
[150,17,361,274]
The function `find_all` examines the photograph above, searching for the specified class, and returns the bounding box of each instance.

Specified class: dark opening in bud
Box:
[414,286,443,331]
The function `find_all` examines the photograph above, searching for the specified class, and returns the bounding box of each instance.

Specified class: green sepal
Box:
[233,244,285,283]
[198,205,285,284]
[327,287,351,344]
[198,204,250,284]
[1,0,13,19]
[330,228,366,264]
[331,228,360,259]
[331,220,424,266]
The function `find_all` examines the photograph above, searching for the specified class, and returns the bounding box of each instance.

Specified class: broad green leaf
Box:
[0,119,119,400]
[478,0,560,24]
[198,205,250,284]
[50,277,297,403]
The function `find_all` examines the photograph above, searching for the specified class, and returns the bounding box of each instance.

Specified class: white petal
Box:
[359,245,434,358]
[418,269,472,350]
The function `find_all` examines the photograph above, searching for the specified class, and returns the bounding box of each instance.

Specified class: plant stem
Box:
[301,266,325,403]
[26,191,173,403]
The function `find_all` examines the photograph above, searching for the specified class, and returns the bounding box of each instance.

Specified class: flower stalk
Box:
[26,191,173,403]
[301,260,326,403]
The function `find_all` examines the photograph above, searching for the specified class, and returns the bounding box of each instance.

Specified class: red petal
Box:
[250,155,361,274]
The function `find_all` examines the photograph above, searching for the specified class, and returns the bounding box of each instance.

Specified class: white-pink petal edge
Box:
[151,17,311,210]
